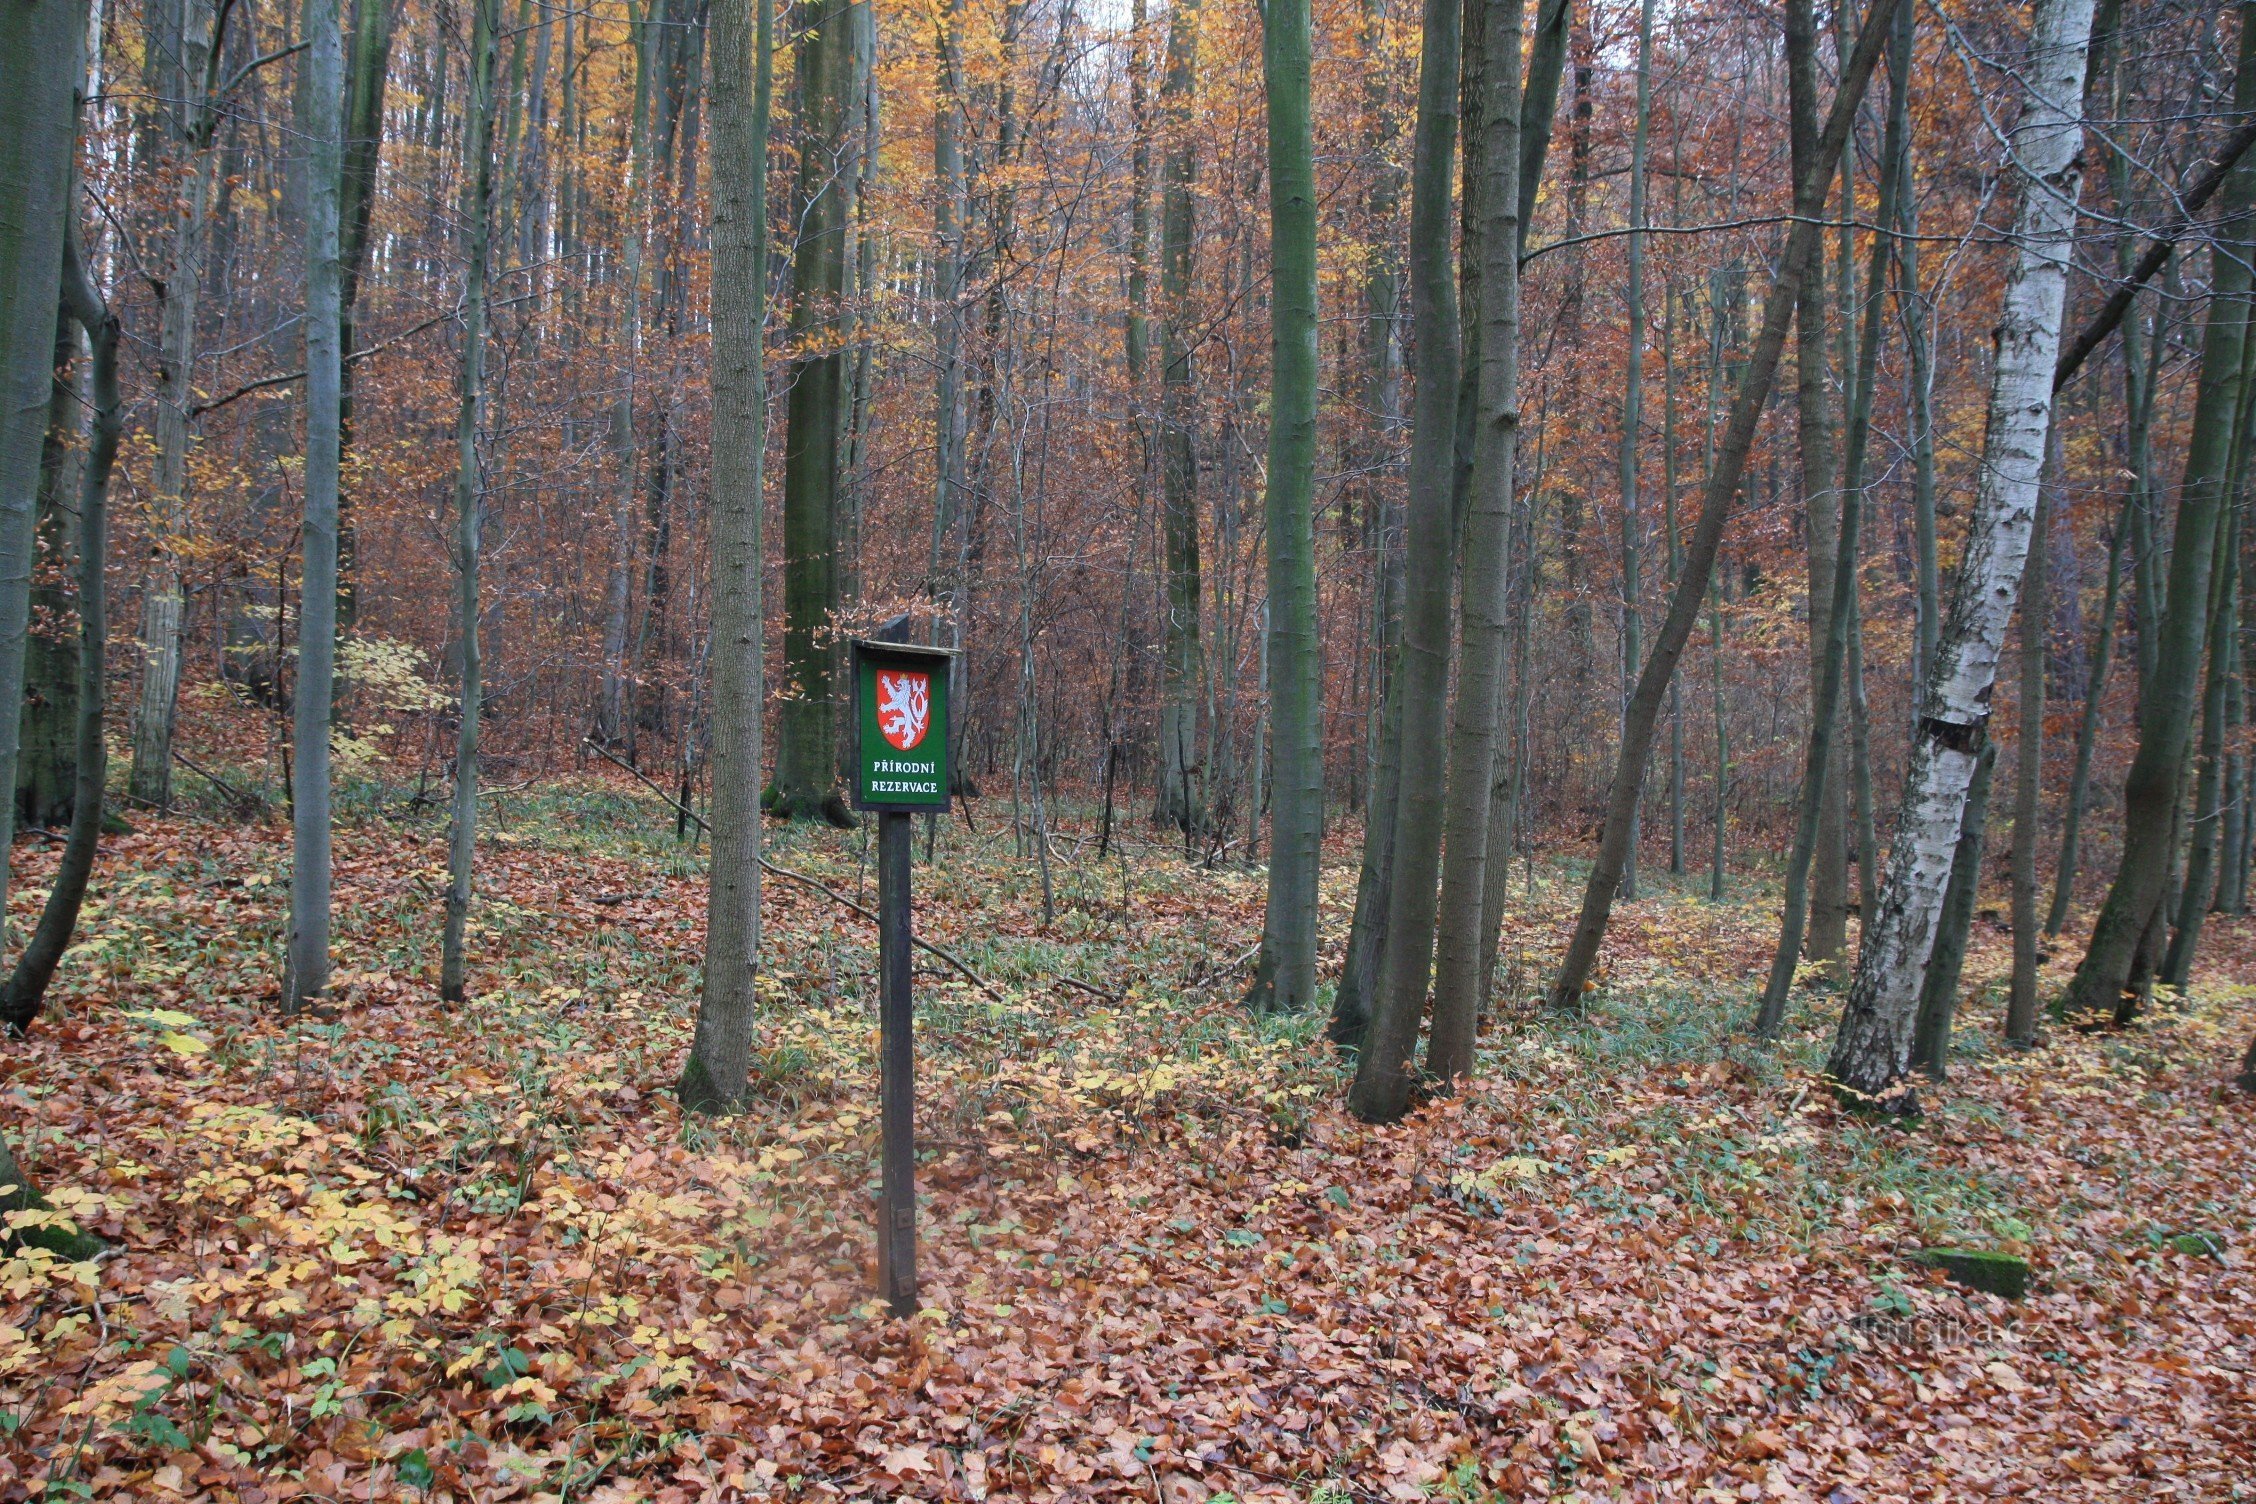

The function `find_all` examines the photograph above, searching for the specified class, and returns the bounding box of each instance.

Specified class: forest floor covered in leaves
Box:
[4,776,2252,1502]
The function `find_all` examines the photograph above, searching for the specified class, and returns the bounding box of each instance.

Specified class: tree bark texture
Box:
[3,232,116,1029]
[440,0,501,1003]
[1427,0,1526,1084]
[288,0,345,1013]
[680,0,770,1114]
[1245,0,1323,1015]
[1345,0,1461,1123]
[1831,0,2096,1107]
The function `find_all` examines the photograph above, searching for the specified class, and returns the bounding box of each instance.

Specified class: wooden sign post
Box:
[849,636,954,1317]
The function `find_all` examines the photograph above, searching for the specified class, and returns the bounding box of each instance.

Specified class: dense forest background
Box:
[50,0,2243,872]
[4,0,2256,1492]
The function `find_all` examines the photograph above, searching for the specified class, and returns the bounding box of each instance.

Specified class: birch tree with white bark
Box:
[1828,0,2100,1107]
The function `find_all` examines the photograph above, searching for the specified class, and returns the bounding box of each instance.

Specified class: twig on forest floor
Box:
[171,749,268,813]
[1184,942,1264,995]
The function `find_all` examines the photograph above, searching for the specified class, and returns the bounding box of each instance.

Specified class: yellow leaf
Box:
[158,1031,211,1056]
[127,1008,200,1029]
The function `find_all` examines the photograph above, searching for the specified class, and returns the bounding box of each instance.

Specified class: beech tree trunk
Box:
[288,0,345,1013]
[2160,487,2240,985]
[0,0,86,932]
[1154,0,1204,837]
[1245,0,1322,1015]
[2007,465,2051,1046]
[1426,0,1526,1083]
[770,0,863,824]
[1831,0,2097,1107]
[1612,0,1652,905]
[1344,0,1462,1123]
[2048,491,2132,933]
[439,0,501,1004]
[1785,0,1849,976]
[679,0,770,1114]
[336,0,396,634]
[128,0,222,812]
[1910,740,1995,1077]
[3,230,116,1029]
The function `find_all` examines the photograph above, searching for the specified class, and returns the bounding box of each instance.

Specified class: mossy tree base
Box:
[676,1052,745,1116]
[761,784,857,829]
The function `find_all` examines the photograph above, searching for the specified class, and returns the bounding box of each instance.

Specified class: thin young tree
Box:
[2006,464,2051,1046]
[439,0,503,1003]
[1613,0,1654,904]
[1910,741,1995,1076]
[679,0,772,1112]
[1154,0,1205,837]
[2159,479,2243,984]
[1244,0,1322,1015]
[1831,0,2099,1106]
[1788,0,1850,975]
[126,0,229,810]
[288,0,346,1013]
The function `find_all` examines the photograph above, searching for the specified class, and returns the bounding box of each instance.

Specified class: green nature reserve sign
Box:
[848,634,957,1318]
[852,640,952,811]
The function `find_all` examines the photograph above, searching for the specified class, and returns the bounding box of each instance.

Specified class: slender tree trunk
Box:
[2065,3,2256,1023]
[681,0,770,1112]
[1345,0,1462,1122]
[288,0,345,1014]
[2048,490,2132,932]
[1154,0,1204,837]
[1911,740,1995,1077]
[1426,0,1526,1084]
[128,0,221,811]
[2007,460,2052,1046]
[1613,0,1652,904]
[932,0,966,632]
[1709,574,1729,899]
[0,0,86,936]
[1901,140,1940,698]
[1786,0,1849,975]
[3,234,116,1029]
[1245,0,1321,1015]
[1703,256,1737,902]
[2160,489,2240,984]
[336,0,396,638]
[1664,277,1685,877]
[598,7,656,749]
[1831,0,2098,1106]
[440,0,501,1004]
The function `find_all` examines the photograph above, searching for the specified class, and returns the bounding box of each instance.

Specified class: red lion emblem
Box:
[876,670,931,751]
